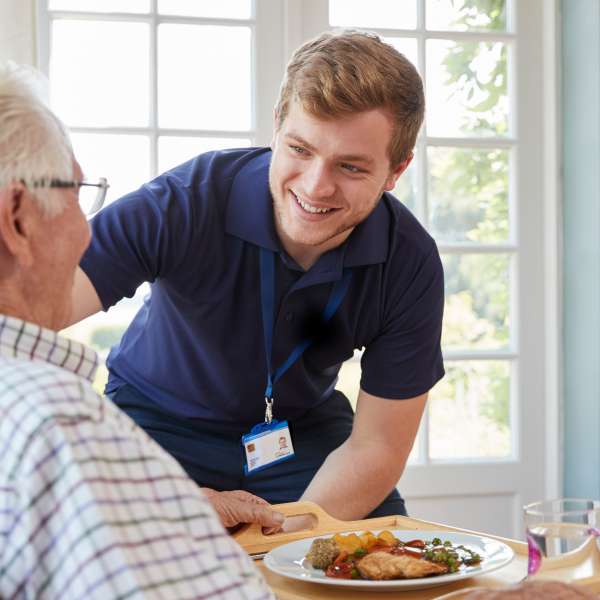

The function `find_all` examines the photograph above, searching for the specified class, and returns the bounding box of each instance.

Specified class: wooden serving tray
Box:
[233,501,600,599]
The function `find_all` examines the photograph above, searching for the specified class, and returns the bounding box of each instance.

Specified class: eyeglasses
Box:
[26,177,110,216]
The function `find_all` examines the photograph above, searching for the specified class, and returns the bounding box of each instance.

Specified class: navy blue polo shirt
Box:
[81,147,444,426]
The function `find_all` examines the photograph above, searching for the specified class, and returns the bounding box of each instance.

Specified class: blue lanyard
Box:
[259,247,353,409]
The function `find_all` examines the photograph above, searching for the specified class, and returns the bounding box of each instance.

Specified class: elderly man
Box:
[0,62,277,599]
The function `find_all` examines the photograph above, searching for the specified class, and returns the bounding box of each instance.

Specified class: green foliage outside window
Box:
[90,325,126,351]
[437,0,510,440]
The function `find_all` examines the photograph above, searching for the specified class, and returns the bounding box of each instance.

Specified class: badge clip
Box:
[265,397,273,424]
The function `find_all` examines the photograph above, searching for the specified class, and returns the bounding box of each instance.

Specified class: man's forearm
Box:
[68,267,103,325]
[300,439,408,520]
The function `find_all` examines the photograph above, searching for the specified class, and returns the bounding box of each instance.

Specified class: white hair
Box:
[0,62,73,216]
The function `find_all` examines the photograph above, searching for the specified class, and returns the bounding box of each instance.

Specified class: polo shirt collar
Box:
[225,149,390,276]
[226,150,280,252]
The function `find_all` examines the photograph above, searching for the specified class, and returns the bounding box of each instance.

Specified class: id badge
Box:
[242,419,295,475]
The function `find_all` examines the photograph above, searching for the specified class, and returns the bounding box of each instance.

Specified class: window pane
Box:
[442,254,510,350]
[49,0,149,12]
[336,358,360,409]
[158,0,252,19]
[428,147,509,243]
[429,360,511,459]
[426,40,508,137]
[391,154,418,215]
[158,24,251,130]
[426,0,507,32]
[50,20,149,127]
[70,133,150,205]
[158,136,251,173]
[329,0,416,29]
[383,38,419,74]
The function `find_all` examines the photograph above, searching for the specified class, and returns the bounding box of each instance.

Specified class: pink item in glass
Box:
[526,530,542,576]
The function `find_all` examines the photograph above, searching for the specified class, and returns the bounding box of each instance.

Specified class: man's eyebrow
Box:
[284,132,316,151]
[284,132,375,166]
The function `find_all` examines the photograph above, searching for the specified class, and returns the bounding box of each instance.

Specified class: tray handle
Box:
[233,500,402,555]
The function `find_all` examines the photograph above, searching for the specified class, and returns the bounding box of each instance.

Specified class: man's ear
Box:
[0,182,36,267]
[383,151,414,192]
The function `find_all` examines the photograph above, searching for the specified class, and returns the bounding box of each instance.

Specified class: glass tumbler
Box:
[524,498,600,577]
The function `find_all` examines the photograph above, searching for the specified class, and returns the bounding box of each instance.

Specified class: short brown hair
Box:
[274,30,425,166]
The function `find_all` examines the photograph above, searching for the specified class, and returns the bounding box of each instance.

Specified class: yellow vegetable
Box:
[342,533,363,553]
[376,530,398,546]
[359,531,377,550]
[332,532,363,554]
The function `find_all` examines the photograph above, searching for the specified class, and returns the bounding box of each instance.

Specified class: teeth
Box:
[293,192,333,214]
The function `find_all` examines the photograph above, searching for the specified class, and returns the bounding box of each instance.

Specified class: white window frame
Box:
[36,0,285,172]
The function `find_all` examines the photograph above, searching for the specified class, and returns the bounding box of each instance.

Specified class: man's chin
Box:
[285,233,329,249]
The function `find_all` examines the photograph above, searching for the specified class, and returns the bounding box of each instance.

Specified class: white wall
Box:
[0,0,36,65]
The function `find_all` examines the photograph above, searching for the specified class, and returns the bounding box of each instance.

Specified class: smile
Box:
[292,191,336,214]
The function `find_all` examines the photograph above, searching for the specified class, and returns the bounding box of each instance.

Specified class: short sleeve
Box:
[360,244,445,399]
[80,174,195,311]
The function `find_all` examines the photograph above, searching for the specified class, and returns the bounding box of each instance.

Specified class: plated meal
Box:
[305,530,482,580]
[263,529,515,592]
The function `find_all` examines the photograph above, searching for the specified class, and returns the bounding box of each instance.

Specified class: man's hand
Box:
[201,488,284,530]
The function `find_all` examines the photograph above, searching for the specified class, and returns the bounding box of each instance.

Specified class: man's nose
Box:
[303,161,336,199]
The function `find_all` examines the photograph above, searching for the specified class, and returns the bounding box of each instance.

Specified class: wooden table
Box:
[234,501,600,599]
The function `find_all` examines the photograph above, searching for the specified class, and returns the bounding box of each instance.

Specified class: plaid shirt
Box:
[0,315,273,600]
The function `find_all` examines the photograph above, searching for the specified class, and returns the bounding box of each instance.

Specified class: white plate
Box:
[263,529,515,592]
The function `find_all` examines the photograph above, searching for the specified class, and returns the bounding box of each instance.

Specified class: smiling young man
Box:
[72,30,444,523]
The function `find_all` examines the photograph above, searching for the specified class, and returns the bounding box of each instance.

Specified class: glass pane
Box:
[426,0,507,32]
[329,0,416,29]
[426,40,508,137]
[49,0,149,12]
[158,25,251,130]
[383,38,419,74]
[429,360,511,459]
[158,136,251,173]
[50,20,149,127]
[336,358,360,409]
[70,133,150,206]
[391,153,418,215]
[158,0,252,19]
[442,254,510,350]
[428,147,509,242]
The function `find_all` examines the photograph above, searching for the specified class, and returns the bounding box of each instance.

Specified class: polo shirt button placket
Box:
[285,312,294,322]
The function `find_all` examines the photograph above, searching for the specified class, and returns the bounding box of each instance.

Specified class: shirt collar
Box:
[225,149,390,273]
[0,314,98,383]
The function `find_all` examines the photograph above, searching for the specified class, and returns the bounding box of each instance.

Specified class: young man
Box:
[72,30,445,522]
[0,62,275,599]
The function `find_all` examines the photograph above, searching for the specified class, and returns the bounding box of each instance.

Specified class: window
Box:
[329,0,516,462]
[40,1,255,391]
